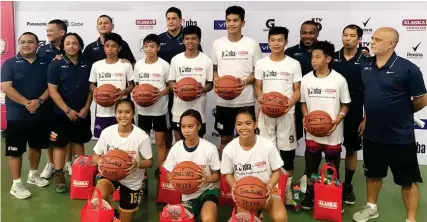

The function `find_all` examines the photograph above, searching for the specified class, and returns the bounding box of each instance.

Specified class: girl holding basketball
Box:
[92,98,153,222]
[220,107,287,222]
[164,109,221,222]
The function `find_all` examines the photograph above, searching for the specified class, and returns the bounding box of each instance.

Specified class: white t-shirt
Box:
[211,36,262,107]
[89,59,134,117]
[220,135,284,184]
[163,138,221,201]
[168,52,213,123]
[254,55,302,114]
[134,58,170,116]
[93,124,153,191]
[300,70,351,145]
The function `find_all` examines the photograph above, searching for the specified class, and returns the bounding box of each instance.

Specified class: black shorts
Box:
[214,105,255,136]
[280,149,296,171]
[50,114,92,148]
[363,138,423,186]
[172,121,206,138]
[138,114,168,132]
[99,179,142,212]
[343,119,363,153]
[5,117,51,157]
[167,93,174,127]
[294,102,304,141]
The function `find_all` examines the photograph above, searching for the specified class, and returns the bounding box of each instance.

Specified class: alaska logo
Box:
[318,200,338,209]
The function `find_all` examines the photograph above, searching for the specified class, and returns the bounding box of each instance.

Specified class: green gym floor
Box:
[1,139,426,222]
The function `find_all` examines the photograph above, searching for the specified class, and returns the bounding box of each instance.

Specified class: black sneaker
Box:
[301,186,314,210]
[343,183,356,205]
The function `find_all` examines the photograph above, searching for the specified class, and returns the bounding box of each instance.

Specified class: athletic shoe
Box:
[343,183,356,205]
[40,163,54,179]
[285,187,293,206]
[27,173,49,187]
[10,182,31,199]
[301,186,314,210]
[300,175,307,193]
[55,171,68,193]
[353,204,379,222]
[64,162,72,176]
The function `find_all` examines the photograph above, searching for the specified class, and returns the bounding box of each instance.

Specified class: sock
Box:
[345,168,355,185]
[286,176,293,191]
[55,169,63,173]
[29,170,38,176]
[13,178,22,185]
[406,219,415,222]
[367,202,377,210]
[49,162,55,168]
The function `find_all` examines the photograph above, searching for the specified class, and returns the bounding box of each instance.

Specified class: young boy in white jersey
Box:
[92,98,153,222]
[164,109,220,221]
[255,26,302,206]
[299,41,351,210]
[89,33,135,139]
[211,6,262,156]
[168,25,213,141]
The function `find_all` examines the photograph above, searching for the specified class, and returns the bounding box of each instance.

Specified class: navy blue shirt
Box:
[47,54,90,116]
[1,54,50,120]
[37,43,61,62]
[362,52,427,144]
[158,29,203,64]
[82,37,136,66]
[285,41,314,76]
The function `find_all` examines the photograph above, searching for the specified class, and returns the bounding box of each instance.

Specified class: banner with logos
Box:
[13,6,427,164]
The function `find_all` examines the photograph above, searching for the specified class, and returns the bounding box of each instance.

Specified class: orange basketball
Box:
[95,84,120,107]
[170,161,202,195]
[175,77,200,102]
[132,84,158,107]
[216,75,240,100]
[304,110,334,137]
[233,176,269,212]
[100,149,132,181]
[261,92,288,118]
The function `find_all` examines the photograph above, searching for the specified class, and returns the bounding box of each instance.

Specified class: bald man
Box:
[353,27,427,222]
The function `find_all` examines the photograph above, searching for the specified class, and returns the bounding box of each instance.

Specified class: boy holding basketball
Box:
[254,26,302,206]
[89,33,135,139]
[299,41,351,210]
[168,25,213,141]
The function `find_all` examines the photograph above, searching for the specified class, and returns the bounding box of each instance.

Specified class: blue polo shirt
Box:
[37,43,61,62]
[47,54,91,116]
[285,41,314,76]
[1,54,50,120]
[82,37,136,66]
[158,29,203,63]
[362,52,427,144]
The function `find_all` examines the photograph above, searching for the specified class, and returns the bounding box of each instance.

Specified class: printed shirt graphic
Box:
[164,138,221,201]
[168,52,213,123]
[300,70,351,145]
[211,36,262,107]
[255,56,302,114]
[220,135,283,183]
[89,59,134,117]
[93,124,153,191]
[133,58,170,116]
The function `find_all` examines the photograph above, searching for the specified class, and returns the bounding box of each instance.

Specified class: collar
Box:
[61,53,82,65]
[338,47,363,63]
[298,40,314,52]
[166,28,183,40]
[370,51,398,69]
[48,43,59,50]
[313,69,332,78]
[15,53,39,62]
[96,37,103,47]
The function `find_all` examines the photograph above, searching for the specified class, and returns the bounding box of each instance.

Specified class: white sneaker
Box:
[40,163,54,179]
[285,187,293,206]
[65,162,72,176]
[353,204,379,222]
[300,175,307,193]
[27,173,49,187]
[10,182,32,199]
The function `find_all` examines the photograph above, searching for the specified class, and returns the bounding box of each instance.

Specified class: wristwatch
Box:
[38,98,44,105]
[65,108,71,114]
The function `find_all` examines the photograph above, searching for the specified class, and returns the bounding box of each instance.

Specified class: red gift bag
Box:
[112,188,120,202]
[275,168,289,202]
[159,204,194,222]
[71,155,98,200]
[80,187,115,222]
[228,207,261,222]
[218,175,235,206]
[313,163,342,222]
[156,166,181,204]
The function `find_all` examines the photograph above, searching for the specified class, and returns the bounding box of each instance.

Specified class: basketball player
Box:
[89,33,135,139]
[164,109,220,221]
[299,41,351,210]
[93,98,153,222]
[169,25,213,142]
[255,26,302,206]
[47,33,93,193]
[1,32,50,199]
[212,5,262,156]
[221,107,287,221]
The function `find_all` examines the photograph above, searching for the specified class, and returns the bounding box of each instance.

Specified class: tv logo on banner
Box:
[260,43,271,53]
[402,19,427,31]
[214,20,226,30]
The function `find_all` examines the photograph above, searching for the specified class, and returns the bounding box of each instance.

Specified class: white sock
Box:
[29,170,37,176]
[367,202,377,210]
[49,162,55,168]
[286,176,293,191]
[406,220,415,222]
[13,178,22,185]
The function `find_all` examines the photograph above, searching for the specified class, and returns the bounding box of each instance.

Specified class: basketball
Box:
[132,84,157,107]
[261,92,288,118]
[216,75,240,100]
[175,77,200,102]
[170,161,202,195]
[304,110,334,137]
[94,84,120,107]
[100,149,133,181]
[233,176,269,212]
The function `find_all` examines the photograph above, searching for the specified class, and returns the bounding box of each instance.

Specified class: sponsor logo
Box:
[318,200,338,209]
[263,19,275,31]
[182,18,198,27]
[417,142,426,154]
[136,19,156,29]
[255,161,266,167]
[361,17,373,34]
[7,146,18,151]
[311,18,323,31]
[161,182,175,190]
[260,43,271,53]
[26,19,83,27]
[26,21,48,26]
[61,19,83,27]
[73,180,89,187]
[361,41,371,47]
[214,20,226,30]
[407,42,423,59]
[402,19,427,31]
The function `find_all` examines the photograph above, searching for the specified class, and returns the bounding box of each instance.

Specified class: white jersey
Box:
[254,55,302,114]
[300,70,351,145]
[93,124,153,191]
[134,58,170,116]
[220,135,284,184]
[164,138,221,201]
[211,36,262,107]
[89,59,134,117]
[168,52,213,123]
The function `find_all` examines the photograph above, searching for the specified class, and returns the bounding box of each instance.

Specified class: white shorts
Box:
[258,112,297,151]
